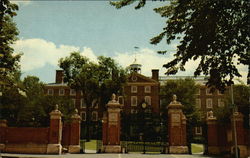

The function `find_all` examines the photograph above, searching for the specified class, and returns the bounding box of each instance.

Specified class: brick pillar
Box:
[47,105,62,154]
[103,94,122,153]
[167,95,188,154]
[0,120,7,152]
[207,111,220,155]
[102,112,108,146]
[68,109,81,153]
[231,112,247,158]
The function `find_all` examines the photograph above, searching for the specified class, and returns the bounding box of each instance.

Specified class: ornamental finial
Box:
[173,94,177,102]
[112,93,116,101]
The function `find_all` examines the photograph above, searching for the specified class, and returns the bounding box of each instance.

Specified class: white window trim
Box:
[59,88,65,96]
[145,86,151,93]
[218,99,225,107]
[81,112,86,121]
[47,89,54,95]
[131,86,137,93]
[80,98,86,108]
[206,98,213,109]
[145,96,151,105]
[131,96,137,106]
[217,90,223,95]
[206,88,212,95]
[92,111,98,121]
[70,89,76,96]
[195,126,202,135]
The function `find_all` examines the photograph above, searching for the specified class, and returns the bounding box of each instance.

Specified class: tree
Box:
[110,0,250,92]
[0,0,21,89]
[215,84,250,128]
[160,78,201,153]
[0,75,75,127]
[59,52,127,140]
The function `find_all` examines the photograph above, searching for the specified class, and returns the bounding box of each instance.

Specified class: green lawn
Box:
[81,140,97,150]
[191,143,204,153]
[80,140,204,154]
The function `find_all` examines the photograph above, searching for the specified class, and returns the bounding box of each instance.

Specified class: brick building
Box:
[159,76,225,136]
[44,70,99,123]
[45,63,225,137]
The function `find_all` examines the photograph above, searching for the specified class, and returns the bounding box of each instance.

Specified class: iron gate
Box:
[120,106,168,153]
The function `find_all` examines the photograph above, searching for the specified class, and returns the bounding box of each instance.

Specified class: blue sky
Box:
[11,0,248,83]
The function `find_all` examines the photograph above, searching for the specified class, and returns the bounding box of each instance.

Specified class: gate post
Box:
[167,95,188,154]
[68,109,81,153]
[47,105,62,154]
[206,111,220,155]
[0,120,7,152]
[102,94,122,153]
[231,112,247,158]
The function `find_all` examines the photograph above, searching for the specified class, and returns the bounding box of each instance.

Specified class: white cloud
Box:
[113,47,198,77]
[10,0,31,6]
[12,38,248,84]
[113,48,248,83]
[80,47,98,63]
[12,38,98,72]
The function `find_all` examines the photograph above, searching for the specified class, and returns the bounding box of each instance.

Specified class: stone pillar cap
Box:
[167,94,183,109]
[106,93,121,108]
[207,110,217,120]
[50,104,62,117]
[71,109,81,120]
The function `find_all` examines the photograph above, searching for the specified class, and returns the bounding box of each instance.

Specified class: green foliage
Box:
[59,52,127,140]
[0,75,75,127]
[224,84,250,127]
[0,0,21,88]
[160,78,201,148]
[160,78,199,119]
[110,0,250,92]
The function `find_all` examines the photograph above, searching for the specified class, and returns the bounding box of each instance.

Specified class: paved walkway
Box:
[0,153,218,158]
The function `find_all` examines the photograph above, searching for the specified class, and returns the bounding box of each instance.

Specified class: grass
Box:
[80,140,204,154]
[192,143,204,154]
[80,140,97,150]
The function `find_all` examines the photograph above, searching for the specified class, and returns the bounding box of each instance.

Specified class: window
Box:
[131,86,137,93]
[47,89,54,95]
[81,98,86,108]
[59,89,65,96]
[145,86,151,93]
[218,99,225,107]
[195,126,202,135]
[118,96,124,105]
[196,99,201,109]
[81,112,86,121]
[70,89,76,96]
[92,100,98,109]
[145,96,151,105]
[206,88,212,95]
[92,111,98,121]
[217,90,223,95]
[131,96,137,106]
[72,99,76,107]
[206,98,213,109]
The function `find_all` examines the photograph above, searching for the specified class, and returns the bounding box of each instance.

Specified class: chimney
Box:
[152,69,159,81]
[55,70,64,83]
